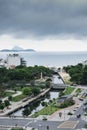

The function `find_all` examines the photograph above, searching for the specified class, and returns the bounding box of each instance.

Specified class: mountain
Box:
[0,46,36,52]
[12,46,24,50]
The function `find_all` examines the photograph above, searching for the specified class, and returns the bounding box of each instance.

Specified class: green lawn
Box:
[3,92,15,97]
[12,94,27,102]
[76,88,82,94]
[32,86,75,118]
[32,102,60,118]
[74,88,82,97]
[63,86,75,95]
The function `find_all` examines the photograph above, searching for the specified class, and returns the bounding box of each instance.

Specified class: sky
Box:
[0,0,87,51]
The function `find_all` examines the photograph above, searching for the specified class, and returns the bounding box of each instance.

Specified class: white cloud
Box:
[0,35,87,52]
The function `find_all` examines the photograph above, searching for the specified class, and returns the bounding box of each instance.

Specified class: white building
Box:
[6,54,21,69]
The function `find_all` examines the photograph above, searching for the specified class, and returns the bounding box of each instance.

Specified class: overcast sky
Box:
[0,0,87,51]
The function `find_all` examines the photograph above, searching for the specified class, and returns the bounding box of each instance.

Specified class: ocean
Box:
[0,51,87,67]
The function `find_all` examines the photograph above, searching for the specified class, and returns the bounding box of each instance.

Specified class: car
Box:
[77,114,81,118]
[79,98,84,101]
[84,102,87,105]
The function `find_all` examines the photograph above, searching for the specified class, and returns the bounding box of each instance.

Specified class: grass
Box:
[32,86,75,118]
[63,86,75,95]
[76,88,82,94]
[3,92,15,97]
[74,88,82,97]
[12,94,27,102]
[32,102,60,118]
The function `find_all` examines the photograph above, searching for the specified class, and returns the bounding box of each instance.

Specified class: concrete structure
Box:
[57,95,73,106]
[51,75,66,89]
[0,54,26,69]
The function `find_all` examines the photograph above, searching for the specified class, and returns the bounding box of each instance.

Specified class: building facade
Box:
[6,54,21,69]
[57,95,73,106]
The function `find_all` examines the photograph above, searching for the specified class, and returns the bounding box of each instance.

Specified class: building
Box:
[6,54,26,69]
[57,95,73,106]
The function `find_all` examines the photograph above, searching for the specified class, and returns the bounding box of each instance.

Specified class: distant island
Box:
[0,46,36,52]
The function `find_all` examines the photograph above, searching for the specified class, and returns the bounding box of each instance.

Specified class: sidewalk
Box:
[48,100,82,121]
[0,88,50,116]
[48,87,82,121]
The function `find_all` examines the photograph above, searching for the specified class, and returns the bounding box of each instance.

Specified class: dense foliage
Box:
[59,100,74,108]
[0,66,53,84]
[63,63,87,85]
[0,99,10,110]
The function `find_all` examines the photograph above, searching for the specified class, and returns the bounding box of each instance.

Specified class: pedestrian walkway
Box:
[58,121,79,129]
[48,97,82,121]
[0,88,50,116]
[81,115,87,121]
[2,91,22,102]
[48,85,83,122]
[48,109,71,121]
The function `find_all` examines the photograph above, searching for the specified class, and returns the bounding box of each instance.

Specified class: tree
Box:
[4,100,10,108]
[22,107,31,117]
[59,91,64,97]
[41,101,48,106]
[0,86,4,98]
[31,87,40,96]
[30,80,35,86]
[0,103,4,111]
[45,81,51,88]
[22,87,32,96]
[0,99,2,104]
[8,96,12,101]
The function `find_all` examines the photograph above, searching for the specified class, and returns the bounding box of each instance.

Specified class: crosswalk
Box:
[58,121,79,129]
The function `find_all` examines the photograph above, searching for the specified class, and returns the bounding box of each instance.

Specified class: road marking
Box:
[24,121,32,128]
[58,121,79,129]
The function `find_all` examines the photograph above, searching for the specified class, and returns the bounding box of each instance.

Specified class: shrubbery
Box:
[59,100,74,108]
[63,63,87,85]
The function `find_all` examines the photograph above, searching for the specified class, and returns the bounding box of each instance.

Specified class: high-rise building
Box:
[6,54,25,69]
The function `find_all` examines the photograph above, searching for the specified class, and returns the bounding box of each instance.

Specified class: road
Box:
[0,117,62,130]
[0,115,86,130]
[0,86,87,130]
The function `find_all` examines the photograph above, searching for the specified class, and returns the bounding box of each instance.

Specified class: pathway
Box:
[2,91,22,102]
[0,88,50,116]
[58,121,79,129]
[48,86,83,122]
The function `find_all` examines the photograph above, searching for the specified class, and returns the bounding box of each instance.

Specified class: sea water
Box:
[0,51,87,67]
